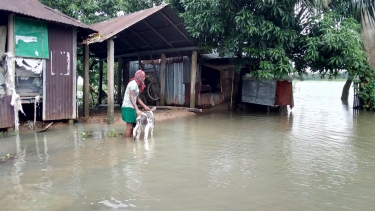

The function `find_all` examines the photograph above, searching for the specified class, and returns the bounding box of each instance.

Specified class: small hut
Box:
[241,74,294,109]
[0,0,95,131]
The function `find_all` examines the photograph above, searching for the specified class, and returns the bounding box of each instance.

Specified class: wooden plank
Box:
[7,14,15,96]
[100,46,202,61]
[160,53,166,106]
[190,51,197,108]
[0,26,6,60]
[107,39,114,124]
[98,61,103,104]
[83,44,90,117]
[0,96,14,129]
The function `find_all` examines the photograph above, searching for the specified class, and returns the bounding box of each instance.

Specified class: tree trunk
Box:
[341,73,353,102]
[362,15,375,69]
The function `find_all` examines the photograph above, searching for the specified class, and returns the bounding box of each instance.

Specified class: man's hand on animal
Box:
[122,70,148,138]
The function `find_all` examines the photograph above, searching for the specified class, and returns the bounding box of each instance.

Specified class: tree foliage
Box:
[172,0,375,109]
[39,0,375,109]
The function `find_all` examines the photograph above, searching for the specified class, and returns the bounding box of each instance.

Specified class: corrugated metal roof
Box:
[91,5,172,42]
[0,0,93,30]
[88,4,199,60]
[202,63,234,71]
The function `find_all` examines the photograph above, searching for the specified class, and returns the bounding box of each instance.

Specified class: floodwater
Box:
[1,81,375,211]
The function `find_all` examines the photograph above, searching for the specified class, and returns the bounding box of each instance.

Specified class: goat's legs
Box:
[133,125,138,139]
[144,125,150,140]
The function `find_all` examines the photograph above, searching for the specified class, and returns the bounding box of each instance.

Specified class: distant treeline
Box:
[291,72,349,81]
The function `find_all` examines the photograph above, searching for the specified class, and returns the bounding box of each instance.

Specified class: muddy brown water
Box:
[1,81,375,211]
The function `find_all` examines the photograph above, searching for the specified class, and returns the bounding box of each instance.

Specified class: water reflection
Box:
[1,81,375,210]
[9,134,26,209]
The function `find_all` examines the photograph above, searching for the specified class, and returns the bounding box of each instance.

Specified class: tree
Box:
[172,0,375,109]
[173,0,311,79]
[304,11,374,107]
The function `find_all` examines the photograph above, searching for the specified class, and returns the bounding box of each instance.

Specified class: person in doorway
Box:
[122,70,150,137]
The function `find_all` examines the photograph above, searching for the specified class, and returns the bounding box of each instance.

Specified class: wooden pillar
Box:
[160,53,166,106]
[83,44,90,117]
[6,13,15,96]
[123,61,130,89]
[190,51,197,108]
[138,55,142,70]
[117,57,123,104]
[72,27,77,121]
[230,69,234,109]
[107,39,114,124]
[98,60,103,105]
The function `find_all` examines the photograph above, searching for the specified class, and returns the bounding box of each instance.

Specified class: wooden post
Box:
[83,44,90,117]
[138,55,142,70]
[160,53,166,106]
[107,39,114,124]
[6,13,15,96]
[123,61,130,91]
[98,60,103,105]
[230,69,234,109]
[190,51,197,108]
[72,27,77,121]
[117,57,123,104]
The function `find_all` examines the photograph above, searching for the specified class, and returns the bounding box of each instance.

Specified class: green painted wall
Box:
[14,17,49,58]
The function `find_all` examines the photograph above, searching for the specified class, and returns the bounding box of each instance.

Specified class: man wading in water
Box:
[121,70,150,137]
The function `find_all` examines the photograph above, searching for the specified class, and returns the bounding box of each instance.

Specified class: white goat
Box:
[133,107,156,140]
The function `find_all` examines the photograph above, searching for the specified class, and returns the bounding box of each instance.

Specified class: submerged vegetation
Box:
[79,130,121,138]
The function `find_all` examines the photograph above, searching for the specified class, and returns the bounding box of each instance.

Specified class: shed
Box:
[82,4,203,123]
[0,0,95,131]
[241,74,294,108]
[127,55,240,108]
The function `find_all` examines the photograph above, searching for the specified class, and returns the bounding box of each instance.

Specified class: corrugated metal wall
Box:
[129,56,199,106]
[0,96,15,129]
[165,62,184,105]
[43,24,75,120]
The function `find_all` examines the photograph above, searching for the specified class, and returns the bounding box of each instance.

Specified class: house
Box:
[0,0,95,131]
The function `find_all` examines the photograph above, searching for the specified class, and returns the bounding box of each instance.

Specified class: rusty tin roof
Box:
[0,0,93,30]
[87,4,199,60]
[90,5,171,43]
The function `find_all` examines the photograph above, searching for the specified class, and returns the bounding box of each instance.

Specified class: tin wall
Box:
[129,56,199,106]
[0,96,15,129]
[242,77,276,106]
[165,62,185,105]
[43,24,75,121]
